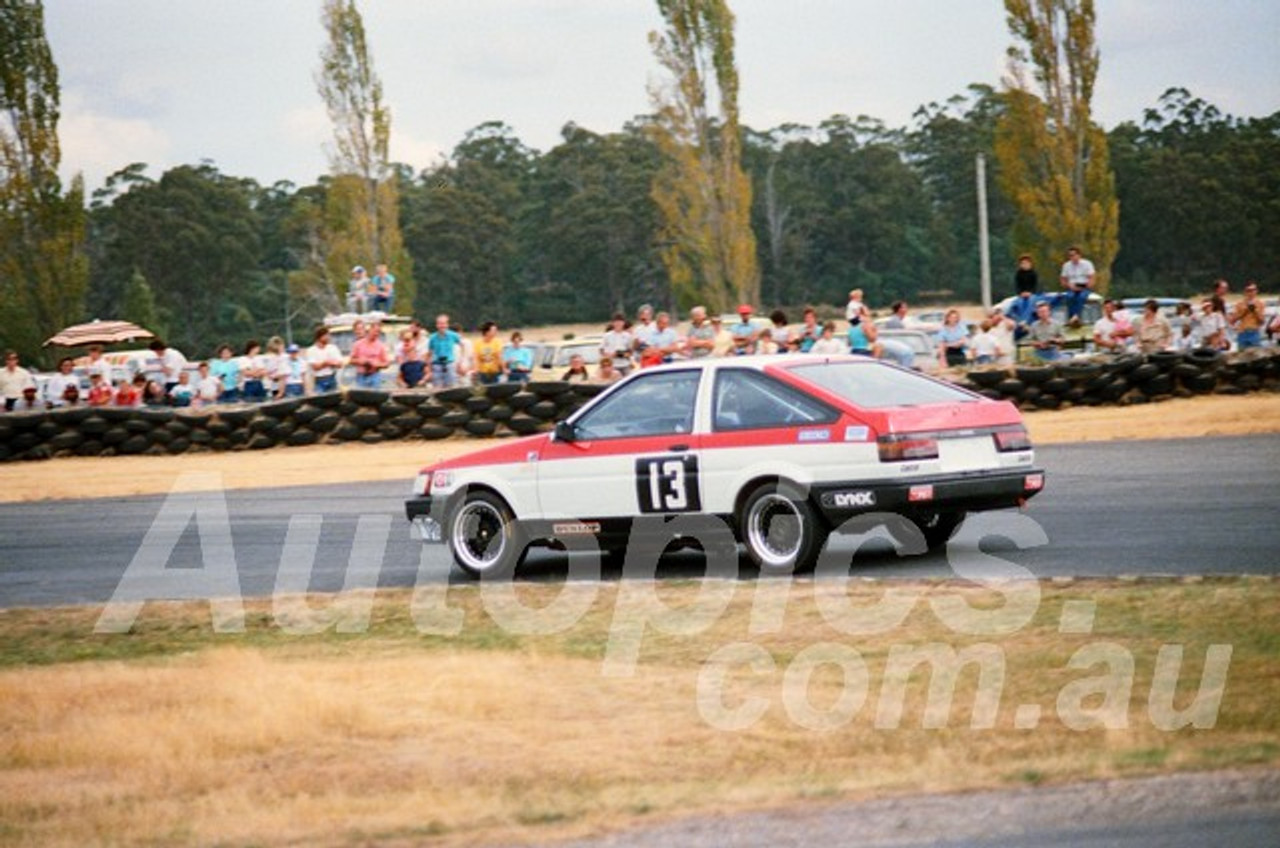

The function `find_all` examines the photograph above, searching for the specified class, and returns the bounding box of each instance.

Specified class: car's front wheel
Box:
[448,490,524,579]
[739,482,827,574]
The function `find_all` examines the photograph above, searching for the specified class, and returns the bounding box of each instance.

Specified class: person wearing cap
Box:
[346,265,368,313]
[278,343,308,397]
[14,385,41,411]
[730,304,759,355]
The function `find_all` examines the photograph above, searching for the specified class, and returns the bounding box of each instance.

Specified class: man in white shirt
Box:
[1058,246,1096,327]
[149,339,188,394]
[601,313,635,373]
[1091,299,1133,353]
[632,304,657,355]
[306,326,345,393]
[1,350,37,411]
[43,357,80,408]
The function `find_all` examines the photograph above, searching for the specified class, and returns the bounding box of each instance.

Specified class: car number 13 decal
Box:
[635,455,702,513]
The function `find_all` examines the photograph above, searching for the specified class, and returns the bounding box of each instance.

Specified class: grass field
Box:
[1,578,1277,846]
[2,392,1279,845]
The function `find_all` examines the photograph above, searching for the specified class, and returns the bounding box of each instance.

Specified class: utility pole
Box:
[977,153,992,311]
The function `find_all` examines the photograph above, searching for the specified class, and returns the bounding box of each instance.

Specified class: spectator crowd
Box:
[3,251,1275,412]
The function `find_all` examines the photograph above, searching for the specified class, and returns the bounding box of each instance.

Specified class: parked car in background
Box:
[996,292,1103,361]
[1117,297,1189,320]
[530,335,605,381]
[322,311,416,355]
[876,328,942,374]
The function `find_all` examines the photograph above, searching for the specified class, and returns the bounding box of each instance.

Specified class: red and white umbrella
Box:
[43,319,156,347]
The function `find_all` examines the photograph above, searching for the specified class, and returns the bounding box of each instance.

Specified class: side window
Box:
[573,370,701,439]
[713,369,837,431]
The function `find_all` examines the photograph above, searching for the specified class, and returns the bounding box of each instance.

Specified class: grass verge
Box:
[1,577,1277,846]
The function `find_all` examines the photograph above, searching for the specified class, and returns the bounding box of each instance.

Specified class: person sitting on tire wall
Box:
[1028,301,1065,361]
[1058,246,1096,327]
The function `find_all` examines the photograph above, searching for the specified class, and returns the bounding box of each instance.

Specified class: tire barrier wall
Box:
[960,347,1279,410]
[0,381,605,463]
[2,347,1277,462]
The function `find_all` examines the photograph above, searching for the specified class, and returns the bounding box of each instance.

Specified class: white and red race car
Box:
[405,354,1045,577]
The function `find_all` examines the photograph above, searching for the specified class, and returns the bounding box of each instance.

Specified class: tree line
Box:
[3,0,1277,365]
[56,85,1275,362]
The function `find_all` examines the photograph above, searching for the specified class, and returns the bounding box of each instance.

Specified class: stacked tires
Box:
[3,349,1276,462]
[0,381,611,462]
[963,346,1278,410]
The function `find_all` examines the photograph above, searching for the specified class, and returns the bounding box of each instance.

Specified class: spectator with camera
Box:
[1230,281,1266,349]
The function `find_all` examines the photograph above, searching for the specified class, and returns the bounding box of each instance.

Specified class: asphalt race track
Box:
[1,435,1278,609]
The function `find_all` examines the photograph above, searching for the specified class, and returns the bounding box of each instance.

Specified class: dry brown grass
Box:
[3,394,1278,504]
[1,579,1276,846]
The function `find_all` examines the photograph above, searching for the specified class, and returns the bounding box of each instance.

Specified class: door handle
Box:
[668,444,689,453]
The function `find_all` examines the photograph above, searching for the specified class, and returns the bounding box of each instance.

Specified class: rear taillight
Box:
[992,425,1032,452]
[878,434,939,462]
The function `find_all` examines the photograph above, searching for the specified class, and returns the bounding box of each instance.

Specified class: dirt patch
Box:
[2,394,1278,504]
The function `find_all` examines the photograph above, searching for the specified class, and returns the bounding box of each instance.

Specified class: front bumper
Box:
[811,468,1045,521]
[405,495,443,542]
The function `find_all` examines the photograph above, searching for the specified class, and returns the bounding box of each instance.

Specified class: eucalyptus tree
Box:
[994,0,1118,291]
[316,0,411,308]
[648,0,757,311]
[0,0,87,359]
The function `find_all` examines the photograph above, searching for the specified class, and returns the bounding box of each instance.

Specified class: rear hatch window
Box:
[789,361,976,409]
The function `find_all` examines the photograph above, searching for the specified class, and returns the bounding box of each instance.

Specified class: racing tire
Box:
[1015,365,1054,385]
[1128,363,1160,383]
[966,369,1008,389]
[917,512,966,550]
[739,482,827,575]
[1186,347,1222,369]
[447,490,526,579]
[1107,353,1143,375]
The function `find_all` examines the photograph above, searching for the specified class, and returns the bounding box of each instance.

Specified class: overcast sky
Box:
[44,0,1280,193]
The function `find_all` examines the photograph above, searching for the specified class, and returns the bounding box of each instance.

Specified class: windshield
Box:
[789,361,976,409]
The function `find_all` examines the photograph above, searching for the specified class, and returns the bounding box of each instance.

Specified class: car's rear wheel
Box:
[448,490,524,578]
[917,511,966,550]
[740,482,827,574]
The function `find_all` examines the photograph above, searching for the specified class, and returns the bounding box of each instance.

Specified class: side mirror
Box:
[553,420,577,443]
